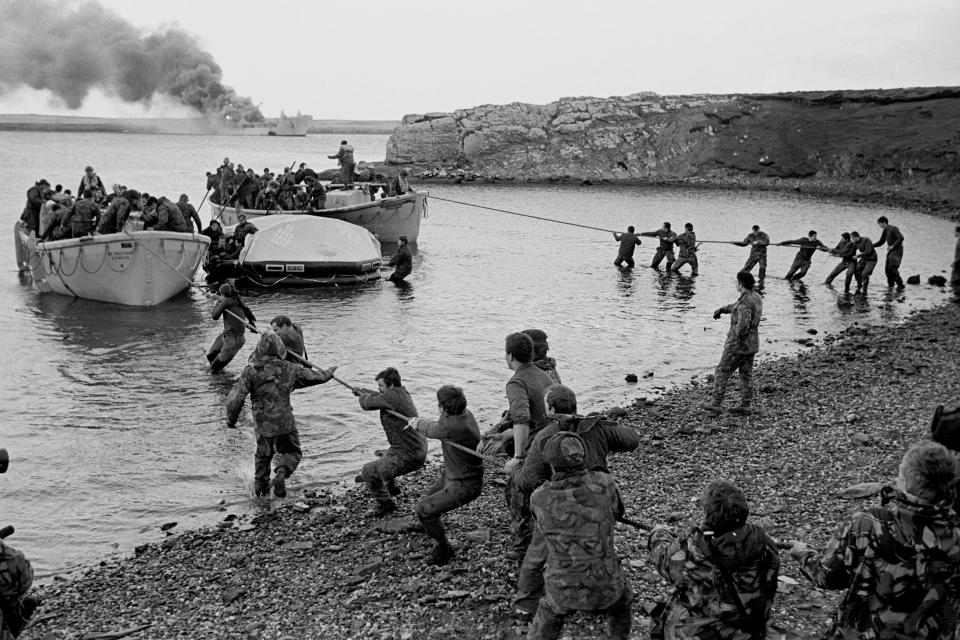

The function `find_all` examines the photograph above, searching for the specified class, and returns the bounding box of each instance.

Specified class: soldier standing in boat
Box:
[78,166,107,204]
[328,140,356,188]
[177,194,202,232]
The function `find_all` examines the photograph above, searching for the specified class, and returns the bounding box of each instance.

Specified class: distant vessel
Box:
[216,112,313,137]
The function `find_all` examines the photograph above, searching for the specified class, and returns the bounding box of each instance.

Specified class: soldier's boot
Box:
[271,467,288,499]
[366,499,397,518]
[701,369,727,415]
[729,404,752,416]
[420,515,455,566]
[700,401,722,415]
[386,479,401,497]
[254,480,270,497]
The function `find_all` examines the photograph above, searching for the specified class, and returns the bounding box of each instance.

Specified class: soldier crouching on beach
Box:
[790,443,960,640]
[512,383,640,617]
[0,535,39,639]
[527,432,632,640]
[354,368,426,517]
[225,333,335,498]
[648,480,780,640]
[407,385,483,566]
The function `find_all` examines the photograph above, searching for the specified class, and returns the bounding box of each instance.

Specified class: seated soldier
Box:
[527,432,632,640]
[649,480,780,640]
[68,190,100,238]
[0,533,40,639]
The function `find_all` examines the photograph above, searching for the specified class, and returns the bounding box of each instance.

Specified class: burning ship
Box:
[214,111,313,137]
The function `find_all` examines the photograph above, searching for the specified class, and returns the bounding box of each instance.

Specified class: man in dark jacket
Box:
[850,231,879,294]
[177,194,202,232]
[21,179,51,235]
[670,223,699,275]
[779,230,826,281]
[387,236,413,282]
[77,166,107,204]
[612,226,642,269]
[68,190,100,238]
[702,271,762,416]
[409,385,483,566]
[824,231,857,292]
[270,315,308,364]
[354,367,426,516]
[328,140,356,187]
[155,196,190,232]
[513,384,640,616]
[650,479,780,640]
[225,333,334,497]
[522,329,560,384]
[874,216,905,289]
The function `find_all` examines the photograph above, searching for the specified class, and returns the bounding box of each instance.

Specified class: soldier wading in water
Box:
[225,333,335,497]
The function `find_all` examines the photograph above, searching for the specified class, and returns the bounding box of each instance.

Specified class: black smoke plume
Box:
[0,0,263,121]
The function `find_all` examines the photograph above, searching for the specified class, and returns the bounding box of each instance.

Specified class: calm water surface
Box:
[0,131,954,575]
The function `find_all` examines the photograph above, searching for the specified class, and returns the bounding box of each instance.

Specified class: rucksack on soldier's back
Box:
[0,540,34,637]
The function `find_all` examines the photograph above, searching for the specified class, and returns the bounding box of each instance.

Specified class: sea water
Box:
[0,131,954,575]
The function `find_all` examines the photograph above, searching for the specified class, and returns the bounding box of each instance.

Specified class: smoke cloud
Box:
[0,0,263,121]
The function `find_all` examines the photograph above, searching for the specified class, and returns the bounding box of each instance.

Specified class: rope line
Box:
[431,195,619,234]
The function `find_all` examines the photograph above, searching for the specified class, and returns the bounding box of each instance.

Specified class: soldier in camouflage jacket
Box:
[527,432,632,640]
[791,443,960,640]
[226,333,334,497]
[649,479,780,640]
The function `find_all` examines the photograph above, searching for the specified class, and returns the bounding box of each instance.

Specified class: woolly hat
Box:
[253,332,286,361]
[702,479,749,534]
[218,283,234,297]
[897,442,957,503]
[541,432,586,472]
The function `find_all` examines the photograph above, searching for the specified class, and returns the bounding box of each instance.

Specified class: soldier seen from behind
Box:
[522,329,561,384]
[790,442,960,640]
[648,479,780,640]
[354,367,426,517]
[526,432,632,640]
[701,271,762,417]
[387,236,413,283]
[850,231,878,295]
[225,333,335,498]
[612,225,642,269]
[407,385,483,567]
[512,383,640,618]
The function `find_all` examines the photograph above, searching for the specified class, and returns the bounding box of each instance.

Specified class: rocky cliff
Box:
[385,88,960,214]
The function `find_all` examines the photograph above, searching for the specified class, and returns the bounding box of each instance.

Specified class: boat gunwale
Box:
[209,191,426,218]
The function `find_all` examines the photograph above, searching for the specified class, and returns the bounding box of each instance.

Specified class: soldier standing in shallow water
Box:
[225,333,335,497]
[207,284,257,373]
[824,231,857,292]
[850,230,879,294]
[670,223,699,275]
[873,215,905,290]
[701,271,762,417]
[640,222,677,270]
[611,226,641,269]
[779,230,826,281]
[735,225,770,280]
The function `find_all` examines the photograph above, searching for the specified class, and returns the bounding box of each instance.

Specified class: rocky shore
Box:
[378,87,960,220]
[21,301,960,639]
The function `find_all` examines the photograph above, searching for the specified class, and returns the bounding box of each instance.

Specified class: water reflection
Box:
[790,281,810,317]
[616,267,635,297]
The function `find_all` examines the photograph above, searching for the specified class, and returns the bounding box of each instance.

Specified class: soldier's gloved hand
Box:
[788,540,811,561]
[352,388,361,397]
[478,430,511,455]
[713,309,723,320]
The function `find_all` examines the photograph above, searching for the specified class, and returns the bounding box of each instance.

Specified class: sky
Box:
[1,0,958,120]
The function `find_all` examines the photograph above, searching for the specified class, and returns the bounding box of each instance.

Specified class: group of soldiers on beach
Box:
[20,170,203,241]
[205,252,960,640]
[613,216,909,295]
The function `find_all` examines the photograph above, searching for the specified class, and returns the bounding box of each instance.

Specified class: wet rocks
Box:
[929,275,947,287]
[907,274,921,285]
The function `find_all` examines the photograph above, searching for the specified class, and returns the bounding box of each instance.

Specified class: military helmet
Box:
[542,432,586,472]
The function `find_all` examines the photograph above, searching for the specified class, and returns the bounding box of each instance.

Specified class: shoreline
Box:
[23,301,960,639]
[396,171,960,222]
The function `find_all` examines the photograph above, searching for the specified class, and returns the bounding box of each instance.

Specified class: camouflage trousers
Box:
[360,448,424,506]
[671,255,698,275]
[505,476,533,556]
[207,330,245,372]
[742,253,767,278]
[255,431,301,493]
[651,248,675,269]
[711,352,755,407]
[528,582,632,640]
[514,525,548,614]
[414,471,482,543]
